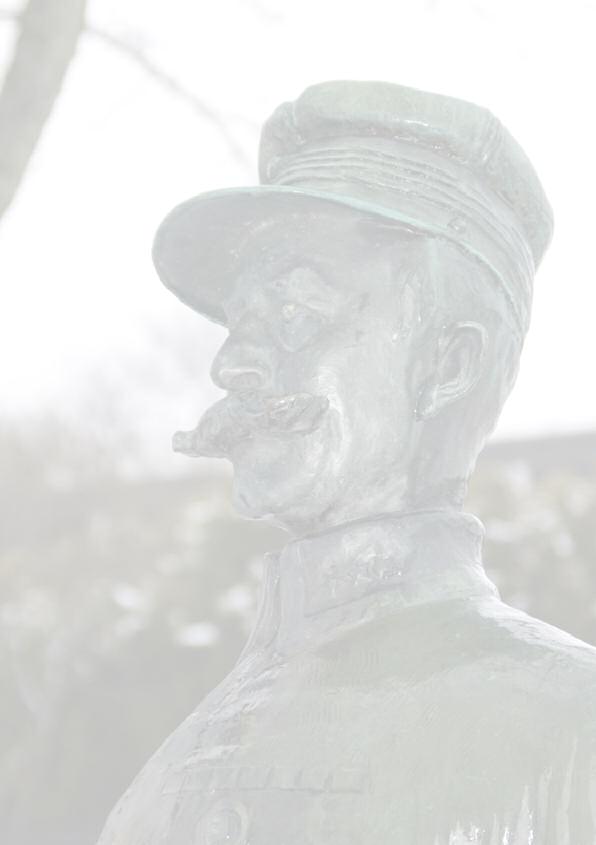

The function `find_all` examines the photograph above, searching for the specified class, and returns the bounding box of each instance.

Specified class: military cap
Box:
[152,81,553,334]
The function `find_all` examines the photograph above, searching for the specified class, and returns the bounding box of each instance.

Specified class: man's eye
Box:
[278,302,325,350]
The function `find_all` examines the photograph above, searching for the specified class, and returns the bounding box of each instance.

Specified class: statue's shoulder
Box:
[323,594,596,728]
[482,598,596,741]
[459,595,596,703]
[332,597,596,800]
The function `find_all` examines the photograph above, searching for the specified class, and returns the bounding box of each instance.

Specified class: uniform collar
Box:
[240,509,499,661]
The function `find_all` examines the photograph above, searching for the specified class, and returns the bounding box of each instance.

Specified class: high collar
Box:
[240,509,499,662]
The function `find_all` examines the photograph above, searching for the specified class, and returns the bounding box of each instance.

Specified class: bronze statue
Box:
[98,82,596,844]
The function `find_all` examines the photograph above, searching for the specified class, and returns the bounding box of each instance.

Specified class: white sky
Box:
[0,0,595,464]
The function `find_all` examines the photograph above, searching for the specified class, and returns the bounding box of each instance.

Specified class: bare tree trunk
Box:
[0,0,87,222]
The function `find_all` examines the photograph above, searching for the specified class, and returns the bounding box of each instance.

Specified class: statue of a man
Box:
[98,82,596,844]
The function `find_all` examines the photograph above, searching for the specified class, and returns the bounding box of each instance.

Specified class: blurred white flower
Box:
[174,621,220,648]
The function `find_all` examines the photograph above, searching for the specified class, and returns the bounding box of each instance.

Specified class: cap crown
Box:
[260,81,553,268]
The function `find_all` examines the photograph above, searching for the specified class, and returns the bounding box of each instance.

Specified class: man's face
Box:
[196,209,422,534]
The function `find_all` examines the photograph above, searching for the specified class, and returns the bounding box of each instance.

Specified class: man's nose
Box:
[210,336,271,391]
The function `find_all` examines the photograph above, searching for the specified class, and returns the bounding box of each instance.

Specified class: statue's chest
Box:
[128,662,375,844]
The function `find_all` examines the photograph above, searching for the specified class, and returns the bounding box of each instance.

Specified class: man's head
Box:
[173,205,522,535]
[153,81,552,535]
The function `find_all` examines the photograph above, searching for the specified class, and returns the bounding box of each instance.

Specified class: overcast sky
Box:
[0,0,594,466]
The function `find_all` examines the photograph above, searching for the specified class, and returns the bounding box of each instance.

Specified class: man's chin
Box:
[229,432,334,527]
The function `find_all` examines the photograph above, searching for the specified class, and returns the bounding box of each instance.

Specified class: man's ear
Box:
[415,322,488,421]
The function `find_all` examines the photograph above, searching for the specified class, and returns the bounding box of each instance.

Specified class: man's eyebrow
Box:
[270,264,344,308]
[222,261,348,320]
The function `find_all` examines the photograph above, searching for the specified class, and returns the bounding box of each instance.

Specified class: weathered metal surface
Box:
[98,82,596,844]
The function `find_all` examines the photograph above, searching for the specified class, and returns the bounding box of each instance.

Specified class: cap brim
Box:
[152,185,433,326]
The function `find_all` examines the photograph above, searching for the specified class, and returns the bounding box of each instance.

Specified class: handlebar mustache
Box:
[172,392,330,458]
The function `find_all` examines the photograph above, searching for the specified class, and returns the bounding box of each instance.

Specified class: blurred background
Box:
[0,1,595,842]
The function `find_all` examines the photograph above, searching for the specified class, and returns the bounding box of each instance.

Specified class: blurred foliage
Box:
[0,419,595,843]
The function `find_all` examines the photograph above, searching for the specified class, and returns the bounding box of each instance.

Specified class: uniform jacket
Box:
[98,510,596,844]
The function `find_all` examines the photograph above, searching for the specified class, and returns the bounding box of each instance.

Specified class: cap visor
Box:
[152,185,427,325]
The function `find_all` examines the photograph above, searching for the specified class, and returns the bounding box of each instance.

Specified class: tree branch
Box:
[0,8,252,221]
[85,25,251,168]
[0,0,87,222]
